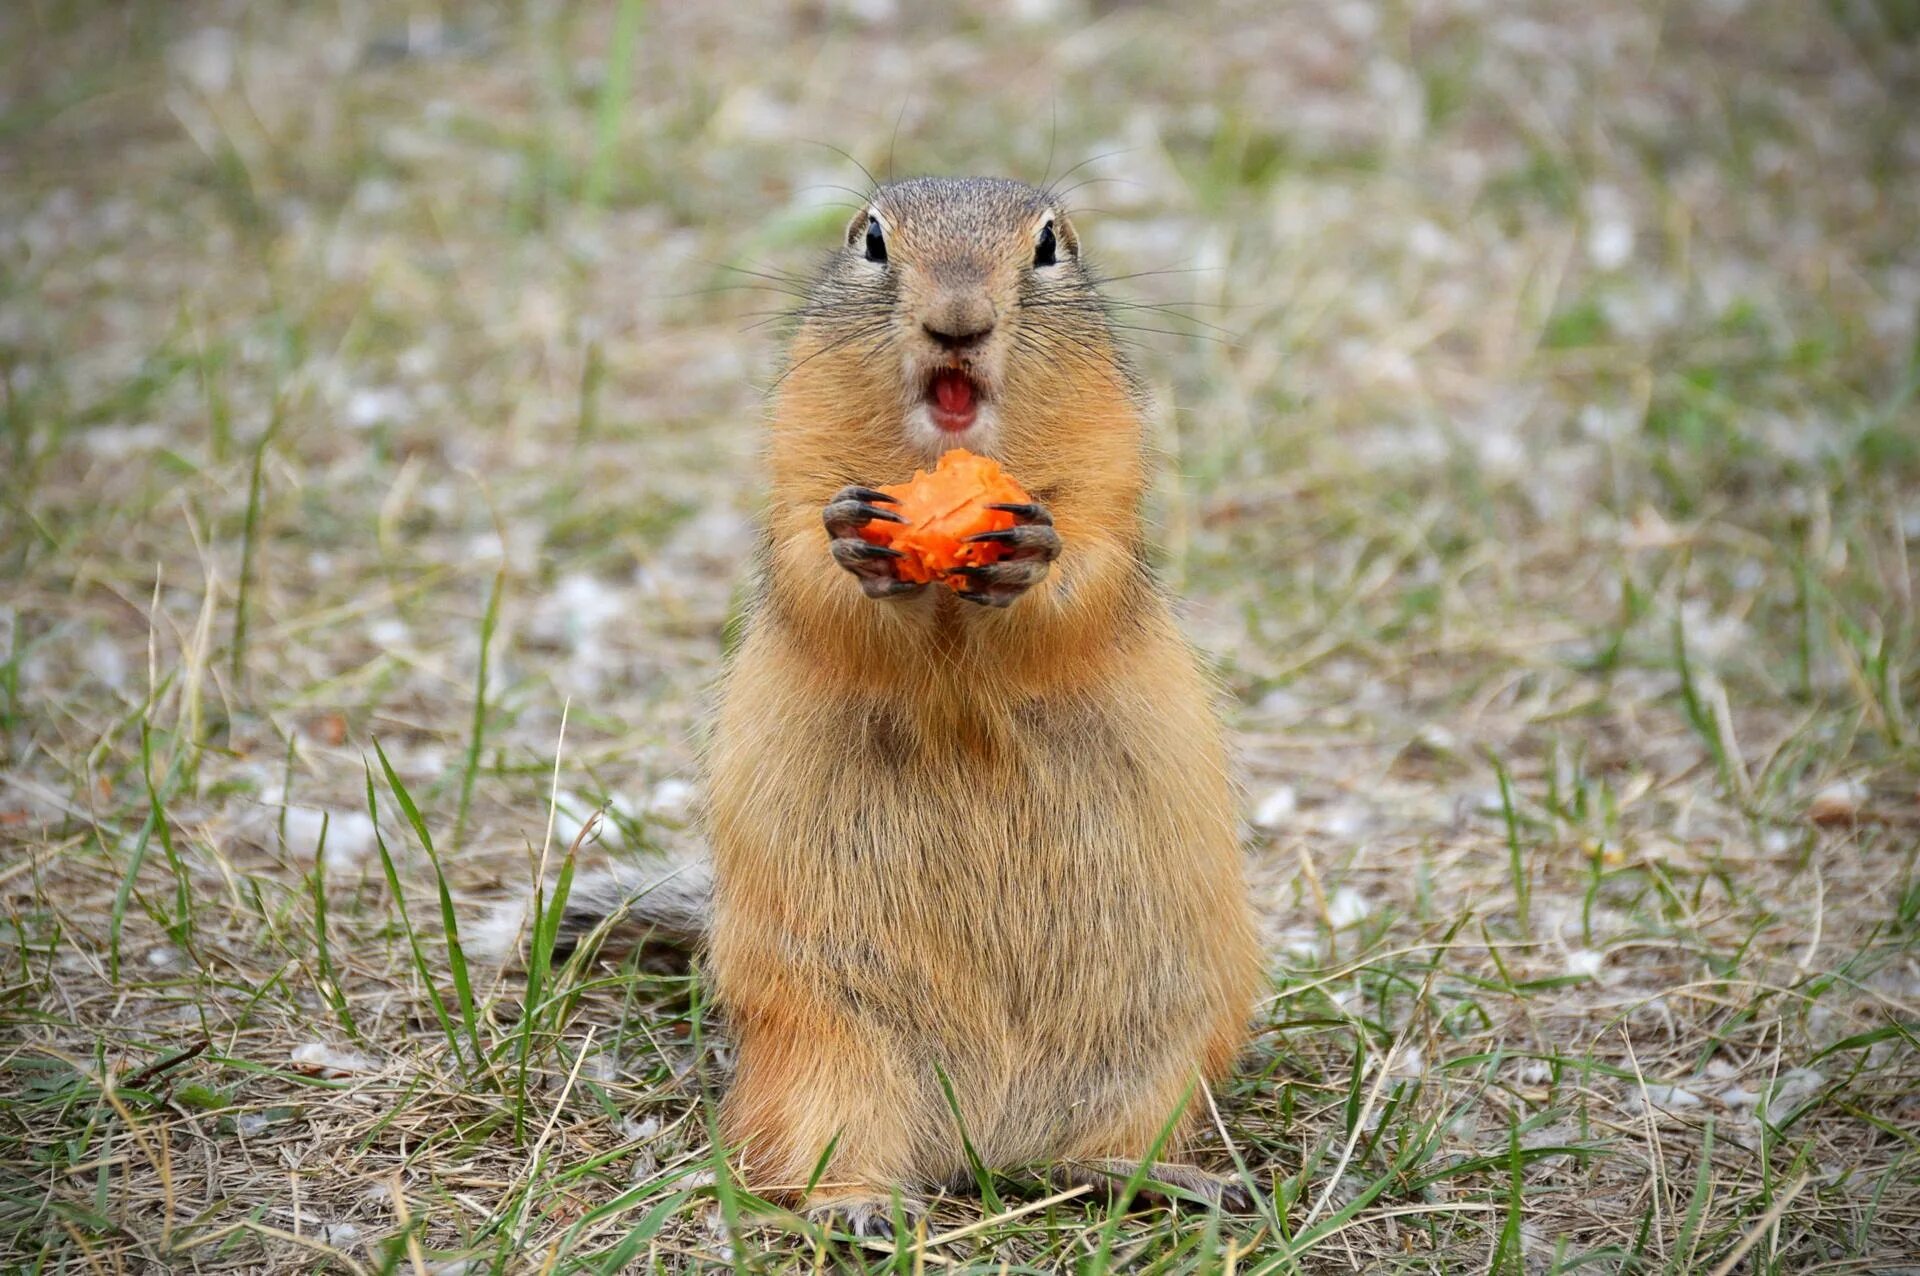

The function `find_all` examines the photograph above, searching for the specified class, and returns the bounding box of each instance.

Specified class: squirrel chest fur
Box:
[702,177,1260,1219]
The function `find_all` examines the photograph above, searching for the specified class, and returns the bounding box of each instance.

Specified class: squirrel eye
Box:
[1033,221,1058,268]
[864,216,888,264]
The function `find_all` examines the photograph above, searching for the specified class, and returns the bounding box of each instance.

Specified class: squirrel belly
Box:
[706,606,1259,1192]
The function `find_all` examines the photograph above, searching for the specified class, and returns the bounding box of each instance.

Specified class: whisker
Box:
[764,320,896,395]
[1042,150,1134,204]
[801,140,881,199]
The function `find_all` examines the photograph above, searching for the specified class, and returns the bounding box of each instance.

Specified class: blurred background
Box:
[3,1,1917,1270]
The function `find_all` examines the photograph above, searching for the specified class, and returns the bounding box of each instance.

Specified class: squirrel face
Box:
[798,177,1115,461]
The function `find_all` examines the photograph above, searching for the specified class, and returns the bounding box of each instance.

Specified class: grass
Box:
[2,0,1918,1271]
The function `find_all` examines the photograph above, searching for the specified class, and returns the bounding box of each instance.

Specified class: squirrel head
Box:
[786,176,1128,465]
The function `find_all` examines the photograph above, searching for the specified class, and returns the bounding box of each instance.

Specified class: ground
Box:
[3,1,1918,1272]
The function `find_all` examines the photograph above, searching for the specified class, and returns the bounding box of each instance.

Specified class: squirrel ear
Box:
[1052,212,1081,258]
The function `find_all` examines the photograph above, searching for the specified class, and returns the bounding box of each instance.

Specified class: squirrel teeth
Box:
[928,369,979,431]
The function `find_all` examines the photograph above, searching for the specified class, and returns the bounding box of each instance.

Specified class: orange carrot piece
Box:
[857,449,1035,588]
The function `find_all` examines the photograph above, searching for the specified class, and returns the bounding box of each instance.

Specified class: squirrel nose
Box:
[922,295,996,350]
[923,320,994,351]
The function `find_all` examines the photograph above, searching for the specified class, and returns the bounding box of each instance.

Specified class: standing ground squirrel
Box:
[480,176,1261,1230]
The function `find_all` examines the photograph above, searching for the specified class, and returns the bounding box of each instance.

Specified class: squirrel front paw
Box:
[824,486,925,600]
[956,501,1060,608]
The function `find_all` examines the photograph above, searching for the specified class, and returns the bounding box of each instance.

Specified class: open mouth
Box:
[926,368,981,433]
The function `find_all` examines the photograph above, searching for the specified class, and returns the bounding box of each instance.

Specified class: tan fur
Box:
[704,177,1261,1209]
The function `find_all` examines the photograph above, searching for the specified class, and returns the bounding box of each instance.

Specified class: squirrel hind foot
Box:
[1047,1159,1255,1214]
[803,1192,926,1241]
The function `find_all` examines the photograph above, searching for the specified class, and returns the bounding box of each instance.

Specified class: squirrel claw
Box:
[824,501,906,537]
[964,523,1061,562]
[805,1194,925,1240]
[831,537,924,599]
[955,498,1058,608]
[958,560,1049,587]
[955,522,1055,606]
[985,501,1053,526]
[826,485,926,601]
[825,484,909,539]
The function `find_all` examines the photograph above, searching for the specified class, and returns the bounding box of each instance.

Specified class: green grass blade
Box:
[365,760,464,1075]
[227,402,278,686]
[935,1060,1002,1213]
[582,0,643,208]
[107,808,157,984]
[307,816,359,1041]
[1490,752,1531,938]
[1085,1081,1196,1274]
[584,1189,692,1274]
[453,561,504,851]
[1490,1117,1525,1274]
[513,838,578,1145]
[802,1132,841,1200]
[1666,1118,1715,1275]
[140,723,195,959]
[687,978,748,1276]
[374,738,487,1082]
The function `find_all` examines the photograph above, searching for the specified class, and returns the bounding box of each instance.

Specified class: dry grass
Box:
[3,1,1918,1271]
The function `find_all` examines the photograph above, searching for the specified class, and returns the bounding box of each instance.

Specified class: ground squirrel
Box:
[481,176,1261,1230]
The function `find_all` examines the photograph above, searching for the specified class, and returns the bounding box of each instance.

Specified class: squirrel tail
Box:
[467,850,711,966]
